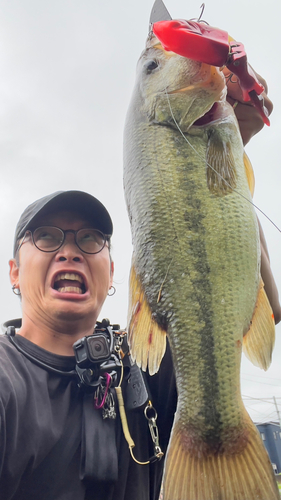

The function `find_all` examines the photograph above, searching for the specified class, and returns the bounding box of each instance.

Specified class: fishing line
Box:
[164,88,281,234]
[157,256,174,303]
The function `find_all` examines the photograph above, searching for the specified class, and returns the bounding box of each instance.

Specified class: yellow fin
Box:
[206,129,237,196]
[127,262,166,375]
[163,414,279,500]
[243,278,275,370]
[243,152,255,196]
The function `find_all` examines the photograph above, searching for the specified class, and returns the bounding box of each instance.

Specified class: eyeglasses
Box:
[18,226,109,254]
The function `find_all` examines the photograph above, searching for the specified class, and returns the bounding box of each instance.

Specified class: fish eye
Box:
[145,59,159,74]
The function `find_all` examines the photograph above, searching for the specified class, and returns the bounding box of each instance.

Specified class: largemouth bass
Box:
[123,34,278,500]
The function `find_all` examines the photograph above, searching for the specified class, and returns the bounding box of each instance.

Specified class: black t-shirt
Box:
[0,332,177,500]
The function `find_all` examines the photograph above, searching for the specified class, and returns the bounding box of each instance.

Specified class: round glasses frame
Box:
[17,226,109,255]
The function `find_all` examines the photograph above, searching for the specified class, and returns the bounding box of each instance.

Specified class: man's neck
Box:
[18,315,96,356]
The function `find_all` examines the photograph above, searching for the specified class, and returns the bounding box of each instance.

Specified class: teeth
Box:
[57,286,83,294]
[55,273,83,284]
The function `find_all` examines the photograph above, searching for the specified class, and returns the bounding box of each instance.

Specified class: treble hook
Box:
[224,72,239,85]
[198,3,205,22]
[190,3,209,25]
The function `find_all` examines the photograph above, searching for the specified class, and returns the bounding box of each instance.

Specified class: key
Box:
[102,392,116,420]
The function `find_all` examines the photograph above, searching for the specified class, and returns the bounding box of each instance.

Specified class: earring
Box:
[12,284,21,296]
[108,286,116,296]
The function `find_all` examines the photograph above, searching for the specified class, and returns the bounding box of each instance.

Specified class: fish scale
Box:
[129,122,255,418]
[124,35,278,499]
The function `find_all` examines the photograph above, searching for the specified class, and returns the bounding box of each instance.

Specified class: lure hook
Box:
[198,3,205,22]
[190,3,209,25]
[224,72,239,85]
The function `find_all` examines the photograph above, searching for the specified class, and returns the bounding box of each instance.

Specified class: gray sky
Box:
[0,0,280,423]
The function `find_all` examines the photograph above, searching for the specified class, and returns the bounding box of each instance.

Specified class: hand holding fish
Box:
[225,67,273,145]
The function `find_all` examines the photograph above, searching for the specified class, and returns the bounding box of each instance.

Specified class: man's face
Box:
[9,210,114,333]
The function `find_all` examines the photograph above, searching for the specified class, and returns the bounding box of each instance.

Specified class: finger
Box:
[227,97,265,145]
[223,70,244,102]
[223,66,273,116]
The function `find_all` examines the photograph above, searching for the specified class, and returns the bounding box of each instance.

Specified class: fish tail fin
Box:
[163,416,279,500]
[127,261,166,375]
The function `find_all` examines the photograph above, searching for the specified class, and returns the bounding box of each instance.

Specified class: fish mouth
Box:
[192,101,231,127]
[52,271,87,295]
[192,102,220,126]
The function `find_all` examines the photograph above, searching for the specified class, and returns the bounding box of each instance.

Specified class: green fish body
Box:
[124,37,277,500]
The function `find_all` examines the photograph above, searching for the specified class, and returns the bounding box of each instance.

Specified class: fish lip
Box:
[51,269,88,293]
[167,86,198,94]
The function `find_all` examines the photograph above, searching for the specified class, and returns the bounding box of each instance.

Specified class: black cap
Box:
[13,190,113,256]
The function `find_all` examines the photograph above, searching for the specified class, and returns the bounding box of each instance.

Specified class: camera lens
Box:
[87,334,110,361]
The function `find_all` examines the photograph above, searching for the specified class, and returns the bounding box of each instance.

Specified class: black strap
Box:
[5,329,77,377]
[2,318,22,332]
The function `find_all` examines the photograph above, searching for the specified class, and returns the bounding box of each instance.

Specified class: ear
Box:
[9,259,19,288]
[109,260,114,288]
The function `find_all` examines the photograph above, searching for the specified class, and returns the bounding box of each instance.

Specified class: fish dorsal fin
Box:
[127,261,167,375]
[206,128,237,195]
[243,278,275,370]
[243,152,255,196]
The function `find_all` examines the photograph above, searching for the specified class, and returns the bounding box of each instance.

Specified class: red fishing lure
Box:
[152,19,269,125]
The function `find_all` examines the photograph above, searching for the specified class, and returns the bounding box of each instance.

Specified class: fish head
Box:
[135,34,228,131]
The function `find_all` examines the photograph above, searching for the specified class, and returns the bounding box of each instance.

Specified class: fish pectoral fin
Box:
[206,129,237,196]
[163,414,279,500]
[243,278,275,370]
[127,262,166,375]
[243,151,255,196]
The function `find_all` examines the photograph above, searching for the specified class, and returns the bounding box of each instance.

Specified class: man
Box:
[1,190,177,500]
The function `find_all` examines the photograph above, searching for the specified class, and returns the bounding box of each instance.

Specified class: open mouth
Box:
[193,102,219,127]
[53,272,87,295]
